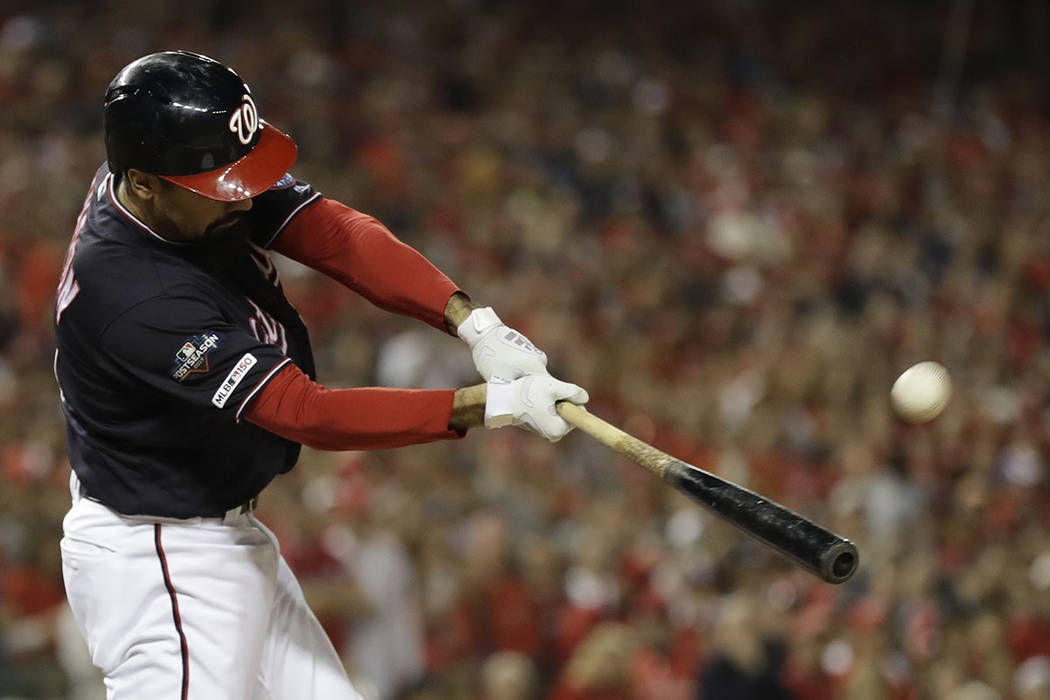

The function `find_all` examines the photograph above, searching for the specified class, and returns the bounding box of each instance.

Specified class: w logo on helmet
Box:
[228,94,259,145]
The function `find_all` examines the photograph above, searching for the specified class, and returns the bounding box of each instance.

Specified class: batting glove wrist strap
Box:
[484,377,518,429]
[456,307,502,346]
[485,375,590,442]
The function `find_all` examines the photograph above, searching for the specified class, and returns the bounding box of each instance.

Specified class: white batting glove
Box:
[486,374,589,442]
[457,307,548,381]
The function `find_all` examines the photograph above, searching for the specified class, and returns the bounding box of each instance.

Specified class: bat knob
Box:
[820,540,859,584]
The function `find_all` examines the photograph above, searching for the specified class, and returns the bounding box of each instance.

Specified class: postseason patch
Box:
[171,333,221,382]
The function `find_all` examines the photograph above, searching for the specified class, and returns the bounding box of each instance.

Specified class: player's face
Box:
[150,180,254,242]
[123,171,253,243]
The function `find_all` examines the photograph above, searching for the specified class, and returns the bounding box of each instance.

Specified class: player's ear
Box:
[125,169,163,201]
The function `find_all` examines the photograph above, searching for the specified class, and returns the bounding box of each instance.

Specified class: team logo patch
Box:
[212,353,257,408]
[171,333,221,382]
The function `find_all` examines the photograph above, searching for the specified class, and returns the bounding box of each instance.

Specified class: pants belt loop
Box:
[221,495,259,524]
[69,471,83,506]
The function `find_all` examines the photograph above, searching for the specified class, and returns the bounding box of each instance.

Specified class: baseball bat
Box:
[556,402,858,584]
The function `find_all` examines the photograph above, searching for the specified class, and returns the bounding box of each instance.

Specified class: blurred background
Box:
[2,0,1050,698]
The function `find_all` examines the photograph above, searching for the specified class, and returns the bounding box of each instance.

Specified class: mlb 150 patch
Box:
[171,332,222,382]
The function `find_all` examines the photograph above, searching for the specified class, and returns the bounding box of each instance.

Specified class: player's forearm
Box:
[443,292,478,334]
[449,383,486,432]
[243,363,470,450]
[273,197,461,331]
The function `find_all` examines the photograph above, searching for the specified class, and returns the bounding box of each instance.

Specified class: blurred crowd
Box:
[2,0,1050,698]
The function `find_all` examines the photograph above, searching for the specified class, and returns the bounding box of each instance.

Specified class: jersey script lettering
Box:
[56,184,97,323]
[247,298,288,354]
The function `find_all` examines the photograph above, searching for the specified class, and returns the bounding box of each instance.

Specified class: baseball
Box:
[891,361,952,423]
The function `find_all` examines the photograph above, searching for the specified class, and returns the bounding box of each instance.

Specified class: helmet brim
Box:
[159,121,297,202]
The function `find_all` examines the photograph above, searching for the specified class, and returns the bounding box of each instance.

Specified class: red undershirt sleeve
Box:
[242,363,464,451]
[273,197,463,331]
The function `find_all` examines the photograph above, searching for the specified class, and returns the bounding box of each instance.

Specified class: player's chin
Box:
[202,217,249,242]
[209,214,244,232]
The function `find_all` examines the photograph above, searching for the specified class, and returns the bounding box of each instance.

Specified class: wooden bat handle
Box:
[557,402,676,479]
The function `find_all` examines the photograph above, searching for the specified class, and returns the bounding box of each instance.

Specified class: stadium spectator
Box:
[2,1,1049,697]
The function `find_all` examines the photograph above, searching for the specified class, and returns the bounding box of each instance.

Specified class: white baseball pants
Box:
[60,475,363,700]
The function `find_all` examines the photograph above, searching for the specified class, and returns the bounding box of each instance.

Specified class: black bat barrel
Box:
[664,460,858,584]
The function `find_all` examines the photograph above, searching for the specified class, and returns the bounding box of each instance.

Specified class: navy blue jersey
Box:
[55,165,322,518]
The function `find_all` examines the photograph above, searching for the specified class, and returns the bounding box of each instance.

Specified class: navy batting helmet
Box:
[103,51,297,201]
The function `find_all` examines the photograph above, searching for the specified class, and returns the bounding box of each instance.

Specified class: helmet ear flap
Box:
[104,89,161,174]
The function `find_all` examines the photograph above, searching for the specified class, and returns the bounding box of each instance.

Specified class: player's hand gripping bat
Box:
[557,402,859,584]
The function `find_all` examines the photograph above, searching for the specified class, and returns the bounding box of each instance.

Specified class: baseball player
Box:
[54,51,588,699]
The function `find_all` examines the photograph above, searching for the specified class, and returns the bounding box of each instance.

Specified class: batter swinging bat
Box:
[556,402,859,584]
